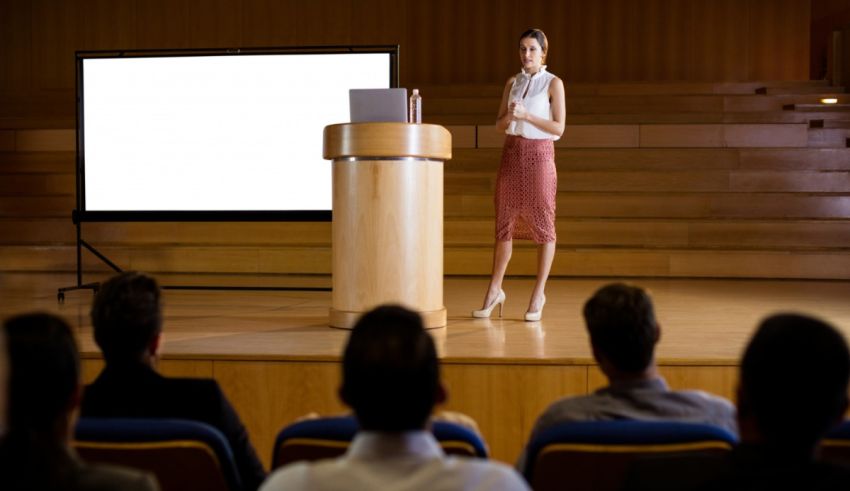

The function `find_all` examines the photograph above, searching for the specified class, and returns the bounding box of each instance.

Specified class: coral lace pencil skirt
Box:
[495,134,557,244]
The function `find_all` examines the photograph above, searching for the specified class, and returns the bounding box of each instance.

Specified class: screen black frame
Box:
[74,45,399,223]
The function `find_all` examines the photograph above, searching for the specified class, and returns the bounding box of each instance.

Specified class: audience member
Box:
[80,272,266,491]
[626,313,850,490]
[260,305,530,491]
[517,283,737,471]
[0,312,158,491]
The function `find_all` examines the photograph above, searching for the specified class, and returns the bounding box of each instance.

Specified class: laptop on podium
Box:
[349,88,408,123]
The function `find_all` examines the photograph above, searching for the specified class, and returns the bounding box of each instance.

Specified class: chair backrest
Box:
[74,418,242,491]
[821,419,850,466]
[271,415,488,469]
[525,420,737,491]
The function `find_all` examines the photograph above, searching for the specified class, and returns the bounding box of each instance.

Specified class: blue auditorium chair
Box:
[821,419,850,466]
[271,415,488,469]
[523,420,738,491]
[74,418,242,491]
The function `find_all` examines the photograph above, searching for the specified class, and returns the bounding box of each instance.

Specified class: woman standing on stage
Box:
[472,28,565,322]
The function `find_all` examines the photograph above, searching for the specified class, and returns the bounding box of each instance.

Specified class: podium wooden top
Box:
[323,123,452,161]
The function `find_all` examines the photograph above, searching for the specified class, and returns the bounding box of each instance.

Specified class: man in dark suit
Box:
[81,272,266,491]
[0,312,159,491]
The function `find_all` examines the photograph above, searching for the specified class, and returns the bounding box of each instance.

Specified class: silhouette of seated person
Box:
[260,304,530,491]
[625,313,850,490]
[0,312,158,491]
[80,272,266,491]
[517,282,737,472]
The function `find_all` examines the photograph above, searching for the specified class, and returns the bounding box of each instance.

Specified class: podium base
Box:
[329,307,447,330]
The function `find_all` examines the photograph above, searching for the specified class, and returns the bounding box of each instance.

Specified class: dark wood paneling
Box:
[0,0,33,94]
[0,0,818,118]
[240,0,297,47]
[135,0,190,49]
[187,0,242,48]
[295,0,352,45]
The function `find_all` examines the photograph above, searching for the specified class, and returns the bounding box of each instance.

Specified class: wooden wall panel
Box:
[296,0,352,46]
[81,0,137,52]
[0,0,815,120]
[31,0,84,91]
[240,0,297,47]
[187,0,243,48]
[747,0,811,81]
[135,0,190,50]
[0,0,32,94]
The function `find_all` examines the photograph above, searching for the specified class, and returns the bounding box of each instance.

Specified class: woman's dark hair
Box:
[519,28,548,61]
[741,313,850,450]
[3,312,79,436]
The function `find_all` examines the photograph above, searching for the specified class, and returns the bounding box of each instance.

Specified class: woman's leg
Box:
[482,239,512,308]
[528,241,555,313]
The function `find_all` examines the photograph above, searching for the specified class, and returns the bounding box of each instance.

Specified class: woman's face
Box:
[519,37,544,72]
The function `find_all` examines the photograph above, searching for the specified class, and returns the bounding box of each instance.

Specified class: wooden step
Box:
[785,103,850,112]
[3,244,849,280]
[0,172,74,195]
[476,124,809,148]
[445,170,850,193]
[449,148,850,172]
[445,193,850,219]
[0,152,75,172]
[420,81,831,99]
[7,217,849,251]
[760,86,845,95]
[0,129,74,152]
[428,111,850,127]
[0,195,75,217]
[807,128,850,148]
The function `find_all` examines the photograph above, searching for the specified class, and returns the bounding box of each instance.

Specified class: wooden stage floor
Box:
[3,272,850,465]
[4,272,850,364]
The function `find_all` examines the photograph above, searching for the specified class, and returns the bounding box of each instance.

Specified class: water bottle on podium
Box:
[409,88,422,124]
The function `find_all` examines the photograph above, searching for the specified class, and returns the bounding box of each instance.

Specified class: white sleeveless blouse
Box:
[506,65,559,141]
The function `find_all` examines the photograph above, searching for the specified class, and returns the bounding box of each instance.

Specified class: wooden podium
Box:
[323,123,452,329]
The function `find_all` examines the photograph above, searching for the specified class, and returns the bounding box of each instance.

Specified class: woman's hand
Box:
[511,101,528,121]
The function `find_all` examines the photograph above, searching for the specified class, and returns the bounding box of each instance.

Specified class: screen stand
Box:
[57,217,331,303]
[57,220,122,302]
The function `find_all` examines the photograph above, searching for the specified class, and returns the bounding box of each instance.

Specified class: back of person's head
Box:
[91,271,162,364]
[740,313,850,451]
[340,305,441,432]
[3,313,80,440]
[583,283,658,373]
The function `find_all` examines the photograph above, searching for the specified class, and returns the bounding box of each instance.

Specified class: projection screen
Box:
[76,47,398,221]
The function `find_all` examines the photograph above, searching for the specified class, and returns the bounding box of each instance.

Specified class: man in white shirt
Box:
[261,305,529,491]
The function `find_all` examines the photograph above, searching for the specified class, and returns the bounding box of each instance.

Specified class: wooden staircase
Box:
[2,81,850,279]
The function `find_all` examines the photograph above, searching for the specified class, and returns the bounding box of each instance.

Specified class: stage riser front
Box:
[81,357,738,468]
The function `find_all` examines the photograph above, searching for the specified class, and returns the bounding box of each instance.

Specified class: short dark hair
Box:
[91,272,162,364]
[519,28,549,59]
[741,313,850,449]
[3,313,80,436]
[583,283,658,373]
[340,305,440,431]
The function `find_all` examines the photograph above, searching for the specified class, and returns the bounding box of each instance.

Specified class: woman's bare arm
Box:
[495,76,516,133]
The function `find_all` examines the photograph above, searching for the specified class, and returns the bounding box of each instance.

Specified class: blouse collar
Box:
[519,65,548,81]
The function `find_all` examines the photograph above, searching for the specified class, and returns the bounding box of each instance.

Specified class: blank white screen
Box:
[82,53,390,211]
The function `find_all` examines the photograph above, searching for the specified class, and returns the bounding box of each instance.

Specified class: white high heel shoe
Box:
[524,295,546,322]
[472,289,506,318]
